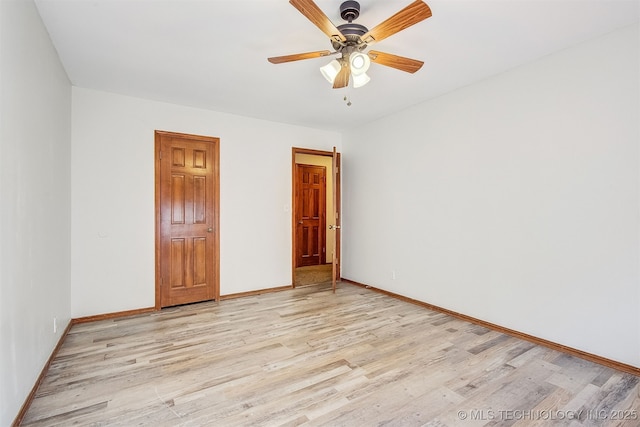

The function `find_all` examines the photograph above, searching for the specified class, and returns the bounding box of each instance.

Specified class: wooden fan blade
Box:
[289,0,346,43]
[268,50,332,64]
[333,63,350,89]
[368,50,424,73]
[361,0,432,44]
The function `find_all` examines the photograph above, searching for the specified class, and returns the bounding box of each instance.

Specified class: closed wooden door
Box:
[295,164,326,267]
[156,131,219,308]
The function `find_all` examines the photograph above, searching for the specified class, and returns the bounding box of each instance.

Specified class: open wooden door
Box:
[331,147,341,293]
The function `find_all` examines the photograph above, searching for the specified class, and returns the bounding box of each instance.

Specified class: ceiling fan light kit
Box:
[268,0,431,89]
[320,59,342,83]
[349,52,370,75]
[352,72,370,89]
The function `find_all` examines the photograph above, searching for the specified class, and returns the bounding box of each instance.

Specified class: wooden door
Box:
[155,131,220,308]
[295,164,326,267]
[332,147,341,293]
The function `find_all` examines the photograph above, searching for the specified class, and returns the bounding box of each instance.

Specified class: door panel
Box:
[295,164,326,267]
[156,131,219,308]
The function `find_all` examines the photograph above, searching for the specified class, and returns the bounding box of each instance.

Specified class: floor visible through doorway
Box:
[295,264,332,286]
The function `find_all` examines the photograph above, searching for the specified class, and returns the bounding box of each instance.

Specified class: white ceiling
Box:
[35,0,639,132]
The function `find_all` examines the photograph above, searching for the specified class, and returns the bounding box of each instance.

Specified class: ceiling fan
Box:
[268,0,432,89]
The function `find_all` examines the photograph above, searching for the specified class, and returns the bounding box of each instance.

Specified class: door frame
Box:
[155,130,220,309]
[291,147,341,288]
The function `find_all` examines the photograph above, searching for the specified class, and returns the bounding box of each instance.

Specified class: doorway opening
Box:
[292,147,341,289]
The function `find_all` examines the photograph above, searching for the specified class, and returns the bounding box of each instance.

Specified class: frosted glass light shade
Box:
[350,52,370,75]
[352,72,370,88]
[320,60,341,84]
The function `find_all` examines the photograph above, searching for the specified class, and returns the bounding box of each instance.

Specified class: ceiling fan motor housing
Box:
[340,1,360,22]
[335,0,368,50]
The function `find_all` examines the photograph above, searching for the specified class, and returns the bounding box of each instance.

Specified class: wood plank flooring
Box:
[21,283,639,426]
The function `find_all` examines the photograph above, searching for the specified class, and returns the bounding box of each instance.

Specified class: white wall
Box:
[0,1,72,424]
[71,88,341,317]
[342,24,640,367]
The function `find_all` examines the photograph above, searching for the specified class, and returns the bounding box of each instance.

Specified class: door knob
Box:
[207,227,213,232]
[298,220,303,224]
[329,225,341,230]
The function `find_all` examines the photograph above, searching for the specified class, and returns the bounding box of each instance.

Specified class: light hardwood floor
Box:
[22,283,639,426]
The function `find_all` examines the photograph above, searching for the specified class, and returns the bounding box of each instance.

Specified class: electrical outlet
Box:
[392,270,396,280]
[53,317,57,334]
